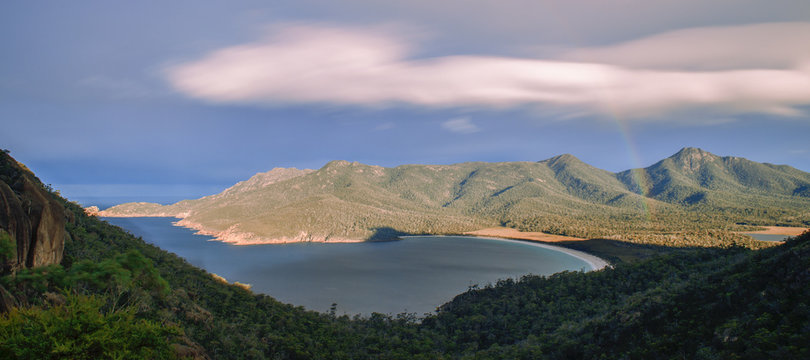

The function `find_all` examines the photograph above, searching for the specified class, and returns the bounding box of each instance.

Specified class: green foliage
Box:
[2,264,66,295]
[3,250,168,301]
[503,209,778,249]
[0,230,15,263]
[0,294,179,360]
[68,250,170,296]
[402,231,810,359]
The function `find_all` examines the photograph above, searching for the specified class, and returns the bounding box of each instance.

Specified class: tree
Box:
[0,294,179,359]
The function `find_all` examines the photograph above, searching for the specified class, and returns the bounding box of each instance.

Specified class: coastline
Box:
[100,215,609,269]
[463,227,586,242]
[172,218,366,245]
[473,237,610,271]
[402,234,610,271]
[99,215,367,245]
[460,226,610,270]
[741,226,807,236]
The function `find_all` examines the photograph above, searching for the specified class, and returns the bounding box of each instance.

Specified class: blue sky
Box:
[2,1,810,205]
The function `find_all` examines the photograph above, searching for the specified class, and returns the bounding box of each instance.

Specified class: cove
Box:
[105,217,595,315]
[745,233,788,242]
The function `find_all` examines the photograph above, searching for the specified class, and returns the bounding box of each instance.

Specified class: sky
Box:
[2,1,810,205]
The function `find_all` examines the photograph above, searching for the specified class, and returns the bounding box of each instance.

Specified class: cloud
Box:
[166,23,810,120]
[561,22,810,70]
[442,117,480,134]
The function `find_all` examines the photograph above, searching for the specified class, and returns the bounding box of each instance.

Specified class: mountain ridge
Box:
[618,147,810,206]
[98,148,810,247]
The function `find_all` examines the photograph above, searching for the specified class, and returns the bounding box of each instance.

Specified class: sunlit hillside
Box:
[102,148,810,248]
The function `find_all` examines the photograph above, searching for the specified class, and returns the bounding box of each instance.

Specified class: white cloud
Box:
[442,117,480,134]
[561,22,810,70]
[166,23,810,120]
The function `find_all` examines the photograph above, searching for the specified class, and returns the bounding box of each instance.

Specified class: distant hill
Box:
[100,148,810,247]
[618,147,810,207]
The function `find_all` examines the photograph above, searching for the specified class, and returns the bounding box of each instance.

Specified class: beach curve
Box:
[401,235,610,271]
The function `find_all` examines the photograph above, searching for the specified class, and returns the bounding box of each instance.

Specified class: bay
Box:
[745,233,788,242]
[105,217,592,315]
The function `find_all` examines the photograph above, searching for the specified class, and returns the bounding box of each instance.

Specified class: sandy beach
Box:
[464,227,586,242]
[405,233,609,271]
[742,226,808,236]
[477,237,610,271]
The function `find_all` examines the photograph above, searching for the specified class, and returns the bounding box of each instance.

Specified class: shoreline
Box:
[171,218,365,245]
[100,215,609,267]
[401,234,610,271]
[740,226,807,236]
[463,227,586,242]
[470,237,610,271]
[100,215,368,245]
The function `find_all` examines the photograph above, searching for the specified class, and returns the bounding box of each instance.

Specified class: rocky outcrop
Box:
[0,151,67,273]
[83,205,100,216]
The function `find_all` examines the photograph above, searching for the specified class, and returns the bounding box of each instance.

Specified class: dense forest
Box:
[1,151,809,358]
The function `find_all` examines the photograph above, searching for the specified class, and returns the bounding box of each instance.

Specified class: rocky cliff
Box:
[0,150,67,273]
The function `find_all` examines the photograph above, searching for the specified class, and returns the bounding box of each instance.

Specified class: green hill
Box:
[100,148,810,248]
[618,147,810,204]
[542,153,641,206]
[617,147,810,226]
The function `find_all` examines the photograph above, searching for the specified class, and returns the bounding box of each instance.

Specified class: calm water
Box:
[745,233,788,242]
[105,217,590,315]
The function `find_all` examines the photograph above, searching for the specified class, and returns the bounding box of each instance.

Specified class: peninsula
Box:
[97,148,810,249]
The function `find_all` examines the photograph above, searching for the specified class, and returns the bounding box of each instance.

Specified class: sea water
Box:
[105,217,591,315]
[745,233,789,242]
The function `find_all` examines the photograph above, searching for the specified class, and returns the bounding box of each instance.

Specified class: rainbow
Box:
[610,116,654,222]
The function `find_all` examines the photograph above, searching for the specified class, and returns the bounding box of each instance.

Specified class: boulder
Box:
[0,152,66,273]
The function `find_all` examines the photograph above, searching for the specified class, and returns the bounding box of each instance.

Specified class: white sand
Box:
[478,237,610,271]
[402,235,609,271]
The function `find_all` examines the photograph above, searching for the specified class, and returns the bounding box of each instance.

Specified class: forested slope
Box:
[102,148,810,248]
[425,232,810,358]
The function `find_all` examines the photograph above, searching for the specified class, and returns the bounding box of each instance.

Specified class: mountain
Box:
[99,148,810,247]
[541,153,644,207]
[618,147,810,205]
